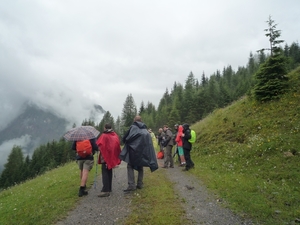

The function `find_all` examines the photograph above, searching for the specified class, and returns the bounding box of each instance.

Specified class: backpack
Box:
[157,150,164,159]
[76,140,92,158]
[188,130,196,143]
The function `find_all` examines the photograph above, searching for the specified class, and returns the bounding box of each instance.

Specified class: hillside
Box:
[0,102,105,172]
[190,66,300,224]
[0,67,299,225]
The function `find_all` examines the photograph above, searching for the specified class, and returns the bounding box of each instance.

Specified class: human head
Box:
[104,124,112,130]
[148,128,152,133]
[174,124,179,131]
[163,125,168,131]
[182,123,190,131]
[134,115,142,122]
[158,128,163,133]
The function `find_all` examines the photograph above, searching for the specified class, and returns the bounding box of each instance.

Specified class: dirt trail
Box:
[56,160,255,225]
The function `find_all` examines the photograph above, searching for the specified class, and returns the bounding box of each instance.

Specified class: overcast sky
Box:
[1,0,300,131]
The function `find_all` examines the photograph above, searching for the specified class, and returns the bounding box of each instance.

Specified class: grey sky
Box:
[1,0,300,131]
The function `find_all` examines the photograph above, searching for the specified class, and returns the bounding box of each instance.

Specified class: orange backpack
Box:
[76,140,92,158]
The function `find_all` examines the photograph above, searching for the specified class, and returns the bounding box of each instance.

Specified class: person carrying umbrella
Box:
[64,126,100,197]
[72,138,98,197]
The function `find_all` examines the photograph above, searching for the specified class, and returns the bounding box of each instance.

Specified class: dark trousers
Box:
[164,145,174,167]
[101,163,112,192]
[183,148,194,169]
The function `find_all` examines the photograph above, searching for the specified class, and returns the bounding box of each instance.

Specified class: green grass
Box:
[1,67,300,225]
[0,161,97,225]
[122,169,189,225]
[189,66,300,224]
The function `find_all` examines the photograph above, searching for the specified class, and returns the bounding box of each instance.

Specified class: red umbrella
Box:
[64,126,100,141]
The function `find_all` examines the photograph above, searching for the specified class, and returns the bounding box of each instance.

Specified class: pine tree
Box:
[121,94,137,134]
[253,16,288,101]
[98,111,115,131]
[0,146,24,188]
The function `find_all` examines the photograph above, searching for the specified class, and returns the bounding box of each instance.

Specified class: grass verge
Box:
[122,169,189,225]
[0,160,97,225]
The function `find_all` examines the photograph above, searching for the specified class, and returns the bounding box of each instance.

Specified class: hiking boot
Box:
[78,186,88,197]
[98,192,110,197]
[123,187,136,192]
[136,185,143,189]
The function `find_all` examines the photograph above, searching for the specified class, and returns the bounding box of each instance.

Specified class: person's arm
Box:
[90,138,98,151]
[71,141,76,150]
[122,127,131,144]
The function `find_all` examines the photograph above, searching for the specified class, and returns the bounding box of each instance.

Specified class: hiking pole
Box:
[93,150,99,189]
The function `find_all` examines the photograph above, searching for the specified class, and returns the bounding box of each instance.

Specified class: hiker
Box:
[148,128,158,148]
[96,124,121,197]
[157,127,165,151]
[161,125,174,168]
[173,124,181,164]
[119,115,158,192]
[182,123,195,171]
[72,138,98,197]
[175,125,186,166]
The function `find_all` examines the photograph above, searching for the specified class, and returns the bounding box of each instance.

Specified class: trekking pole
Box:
[93,151,99,189]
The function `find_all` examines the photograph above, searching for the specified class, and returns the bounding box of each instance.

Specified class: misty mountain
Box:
[0,102,105,172]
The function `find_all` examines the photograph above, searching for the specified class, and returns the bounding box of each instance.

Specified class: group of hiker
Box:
[71,116,194,198]
[157,124,195,171]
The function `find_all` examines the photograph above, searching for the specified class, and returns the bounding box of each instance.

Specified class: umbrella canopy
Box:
[64,126,100,141]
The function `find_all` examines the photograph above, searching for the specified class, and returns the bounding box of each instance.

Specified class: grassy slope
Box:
[190,66,300,224]
[0,67,299,225]
[0,161,97,225]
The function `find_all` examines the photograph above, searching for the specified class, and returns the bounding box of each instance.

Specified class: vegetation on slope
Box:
[0,67,299,225]
[190,66,300,224]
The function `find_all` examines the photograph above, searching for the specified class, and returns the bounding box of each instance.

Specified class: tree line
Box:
[1,17,300,190]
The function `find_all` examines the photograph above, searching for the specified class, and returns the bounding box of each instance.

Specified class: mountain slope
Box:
[0,104,68,148]
[190,66,300,224]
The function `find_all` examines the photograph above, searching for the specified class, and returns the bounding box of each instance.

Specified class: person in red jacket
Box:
[175,125,186,166]
[96,124,121,197]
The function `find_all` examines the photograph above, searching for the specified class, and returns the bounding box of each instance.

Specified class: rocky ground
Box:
[56,160,256,225]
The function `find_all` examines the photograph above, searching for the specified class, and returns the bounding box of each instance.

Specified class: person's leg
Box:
[183,148,192,170]
[79,160,93,197]
[136,166,144,189]
[163,147,169,167]
[169,145,174,167]
[101,163,110,192]
[124,164,136,191]
[80,169,89,186]
[108,167,113,192]
[98,163,111,197]
[178,147,186,165]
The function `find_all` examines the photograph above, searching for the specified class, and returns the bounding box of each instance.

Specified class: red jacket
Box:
[175,125,183,147]
[96,130,121,170]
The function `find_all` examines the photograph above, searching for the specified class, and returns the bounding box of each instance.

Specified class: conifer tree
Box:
[98,111,115,131]
[254,16,288,101]
[121,94,137,134]
[0,146,24,188]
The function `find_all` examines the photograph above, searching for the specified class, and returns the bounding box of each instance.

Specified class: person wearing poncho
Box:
[96,124,121,197]
[119,115,158,192]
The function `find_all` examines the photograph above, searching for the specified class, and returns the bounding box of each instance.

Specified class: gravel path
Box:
[56,160,256,225]
[56,162,131,225]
